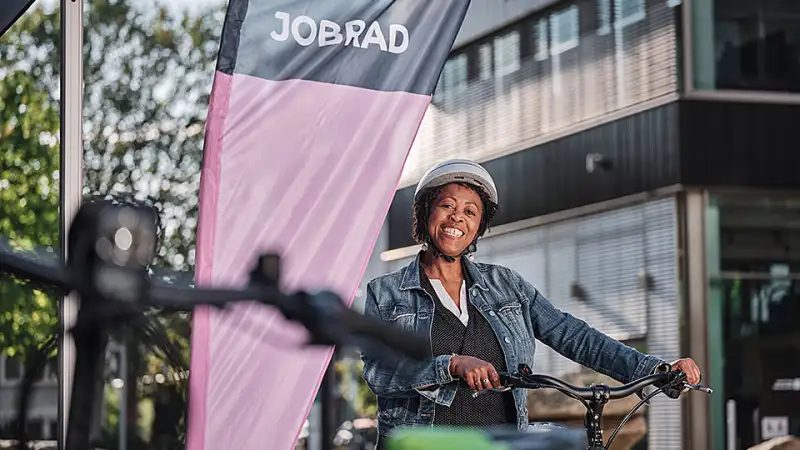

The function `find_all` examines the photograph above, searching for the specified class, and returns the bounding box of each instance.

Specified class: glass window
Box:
[494,31,521,76]
[598,0,611,34]
[3,356,22,382]
[550,5,579,55]
[442,53,468,93]
[695,0,800,92]
[1,4,62,443]
[27,418,44,440]
[79,0,227,448]
[47,420,58,440]
[478,43,493,80]
[706,194,800,449]
[534,19,549,61]
[615,0,646,28]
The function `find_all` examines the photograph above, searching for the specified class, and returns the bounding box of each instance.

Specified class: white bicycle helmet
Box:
[413,159,498,205]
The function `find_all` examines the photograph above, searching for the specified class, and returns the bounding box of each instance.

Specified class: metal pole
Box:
[119,343,128,450]
[320,360,336,450]
[59,0,84,448]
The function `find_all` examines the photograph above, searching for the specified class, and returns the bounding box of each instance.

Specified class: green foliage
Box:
[335,358,378,418]
[0,0,224,446]
[81,0,224,271]
[0,7,62,358]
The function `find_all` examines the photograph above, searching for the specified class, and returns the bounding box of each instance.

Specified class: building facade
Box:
[356,0,800,448]
[0,355,58,441]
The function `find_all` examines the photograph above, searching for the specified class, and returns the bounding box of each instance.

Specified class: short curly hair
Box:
[412,181,498,246]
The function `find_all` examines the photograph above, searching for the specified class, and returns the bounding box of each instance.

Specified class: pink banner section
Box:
[188,72,430,450]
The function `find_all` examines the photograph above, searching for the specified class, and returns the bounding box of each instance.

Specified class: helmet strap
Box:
[422,236,478,264]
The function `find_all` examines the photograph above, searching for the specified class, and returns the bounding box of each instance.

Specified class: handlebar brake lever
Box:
[471,386,513,398]
[685,383,713,394]
[635,389,652,407]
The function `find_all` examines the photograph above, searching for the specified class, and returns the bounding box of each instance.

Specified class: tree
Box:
[0,6,61,359]
[79,2,225,448]
[0,0,225,447]
[82,0,225,271]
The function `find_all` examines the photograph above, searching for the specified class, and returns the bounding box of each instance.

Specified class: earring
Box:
[467,242,477,261]
[421,242,428,251]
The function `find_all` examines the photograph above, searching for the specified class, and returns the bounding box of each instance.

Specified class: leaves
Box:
[1,0,223,446]
[0,22,62,358]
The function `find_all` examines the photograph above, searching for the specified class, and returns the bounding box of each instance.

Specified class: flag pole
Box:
[59,0,84,447]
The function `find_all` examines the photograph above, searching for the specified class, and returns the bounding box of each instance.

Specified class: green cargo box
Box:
[386,424,588,450]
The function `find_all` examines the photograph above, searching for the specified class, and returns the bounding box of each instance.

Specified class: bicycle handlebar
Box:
[1,249,431,361]
[1,204,431,360]
[1,199,432,450]
[145,282,430,359]
[499,370,706,400]
[459,364,712,402]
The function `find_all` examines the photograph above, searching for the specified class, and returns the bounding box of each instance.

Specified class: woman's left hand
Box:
[670,358,702,384]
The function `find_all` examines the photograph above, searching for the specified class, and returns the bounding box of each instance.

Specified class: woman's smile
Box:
[427,183,483,257]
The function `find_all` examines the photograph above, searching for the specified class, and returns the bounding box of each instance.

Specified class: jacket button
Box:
[504,337,511,343]
[489,311,496,317]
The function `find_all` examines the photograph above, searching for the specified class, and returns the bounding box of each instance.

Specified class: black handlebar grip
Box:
[658,370,685,399]
[339,308,430,361]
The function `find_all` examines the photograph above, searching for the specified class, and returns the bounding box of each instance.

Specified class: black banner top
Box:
[217,0,470,95]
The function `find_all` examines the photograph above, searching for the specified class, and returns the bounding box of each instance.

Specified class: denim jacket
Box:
[361,253,666,437]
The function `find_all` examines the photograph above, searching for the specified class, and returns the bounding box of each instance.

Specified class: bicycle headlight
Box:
[92,203,158,303]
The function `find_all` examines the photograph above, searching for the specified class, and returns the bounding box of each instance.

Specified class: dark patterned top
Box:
[420,263,517,428]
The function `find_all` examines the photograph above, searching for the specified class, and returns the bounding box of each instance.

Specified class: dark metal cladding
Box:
[217,0,471,95]
[388,99,800,250]
[389,102,682,249]
[679,100,800,189]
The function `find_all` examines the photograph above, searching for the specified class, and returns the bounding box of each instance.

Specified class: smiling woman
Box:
[360,159,702,450]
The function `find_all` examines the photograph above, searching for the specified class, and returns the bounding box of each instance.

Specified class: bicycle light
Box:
[92,202,158,303]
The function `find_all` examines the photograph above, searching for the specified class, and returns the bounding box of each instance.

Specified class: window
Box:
[47,420,58,440]
[3,356,22,382]
[39,359,57,383]
[703,0,800,92]
[494,31,521,76]
[615,0,645,28]
[478,43,493,80]
[550,6,580,55]
[598,0,611,34]
[27,418,45,440]
[442,53,468,94]
[534,19,549,61]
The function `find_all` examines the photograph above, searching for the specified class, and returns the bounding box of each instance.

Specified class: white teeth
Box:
[443,227,464,237]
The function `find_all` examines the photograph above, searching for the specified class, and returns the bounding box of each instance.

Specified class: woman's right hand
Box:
[449,355,503,391]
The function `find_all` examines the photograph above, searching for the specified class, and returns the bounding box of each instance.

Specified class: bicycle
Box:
[387,363,713,450]
[1,199,713,450]
[0,199,431,450]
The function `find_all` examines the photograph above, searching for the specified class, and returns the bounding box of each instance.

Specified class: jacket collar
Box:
[399,251,489,292]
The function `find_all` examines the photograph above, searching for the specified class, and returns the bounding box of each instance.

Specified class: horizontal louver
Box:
[400,0,679,188]
[362,197,682,449]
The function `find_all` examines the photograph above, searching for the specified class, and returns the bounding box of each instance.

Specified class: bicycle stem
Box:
[583,384,610,450]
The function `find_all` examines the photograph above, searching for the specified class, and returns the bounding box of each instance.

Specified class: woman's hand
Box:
[670,358,702,384]
[450,355,502,391]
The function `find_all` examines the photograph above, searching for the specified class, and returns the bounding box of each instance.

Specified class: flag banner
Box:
[0,0,35,38]
[187,1,469,449]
